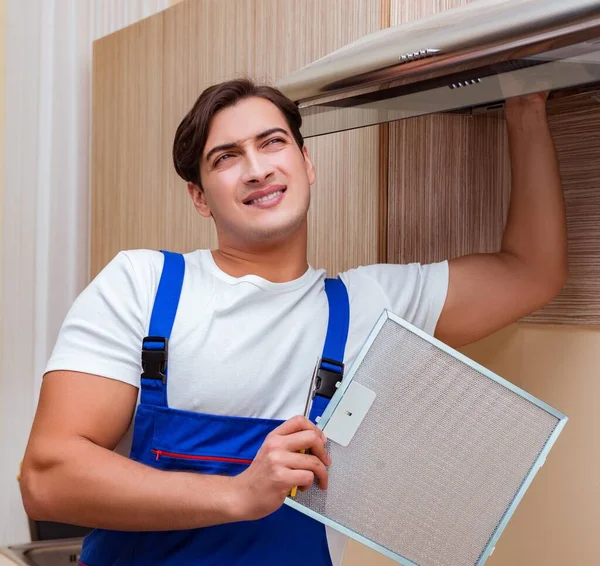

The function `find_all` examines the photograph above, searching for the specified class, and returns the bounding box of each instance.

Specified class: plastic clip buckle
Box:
[141,336,168,384]
[313,357,344,399]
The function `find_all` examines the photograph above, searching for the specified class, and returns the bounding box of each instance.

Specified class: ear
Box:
[187,182,212,218]
[302,145,315,185]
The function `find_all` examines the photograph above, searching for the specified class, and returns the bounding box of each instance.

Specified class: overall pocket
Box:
[140,406,282,474]
[150,448,251,475]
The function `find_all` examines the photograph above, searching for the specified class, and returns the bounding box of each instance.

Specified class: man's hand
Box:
[233,415,331,521]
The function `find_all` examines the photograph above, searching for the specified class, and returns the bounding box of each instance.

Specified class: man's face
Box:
[191,97,315,247]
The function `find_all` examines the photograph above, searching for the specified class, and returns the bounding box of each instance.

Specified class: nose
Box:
[240,151,275,185]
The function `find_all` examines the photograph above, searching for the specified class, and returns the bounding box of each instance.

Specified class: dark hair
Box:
[172,78,304,187]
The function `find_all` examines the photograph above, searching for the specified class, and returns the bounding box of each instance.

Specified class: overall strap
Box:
[140,251,185,407]
[309,277,350,424]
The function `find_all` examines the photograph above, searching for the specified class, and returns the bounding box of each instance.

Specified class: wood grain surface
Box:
[522,95,600,325]
[91,13,166,276]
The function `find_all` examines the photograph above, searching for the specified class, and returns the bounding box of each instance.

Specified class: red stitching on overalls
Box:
[151,449,253,465]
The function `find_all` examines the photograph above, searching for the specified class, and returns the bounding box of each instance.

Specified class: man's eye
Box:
[266,138,284,146]
[215,154,232,165]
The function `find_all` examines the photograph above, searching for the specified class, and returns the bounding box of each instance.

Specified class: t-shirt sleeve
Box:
[342,260,449,335]
[44,250,160,387]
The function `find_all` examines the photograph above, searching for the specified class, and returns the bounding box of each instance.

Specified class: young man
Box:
[20,78,567,565]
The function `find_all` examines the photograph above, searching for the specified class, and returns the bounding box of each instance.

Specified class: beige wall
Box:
[461,325,600,566]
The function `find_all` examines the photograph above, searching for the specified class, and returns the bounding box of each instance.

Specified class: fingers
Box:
[283,452,329,490]
[260,415,332,493]
[271,416,328,461]
[274,415,326,438]
[282,430,331,466]
[288,470,315,491]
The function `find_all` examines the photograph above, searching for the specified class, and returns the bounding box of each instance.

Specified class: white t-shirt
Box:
[45,248,449,565]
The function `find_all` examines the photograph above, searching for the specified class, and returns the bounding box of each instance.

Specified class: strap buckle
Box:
[313,357,344,399]
[141,336,168,384]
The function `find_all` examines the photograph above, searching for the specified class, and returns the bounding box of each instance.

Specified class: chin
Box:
[248,212,307,243]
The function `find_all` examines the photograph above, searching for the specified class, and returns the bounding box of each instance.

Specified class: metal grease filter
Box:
[294,316,562,566]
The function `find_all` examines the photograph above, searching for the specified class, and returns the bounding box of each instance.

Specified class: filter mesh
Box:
[295,318,560,566]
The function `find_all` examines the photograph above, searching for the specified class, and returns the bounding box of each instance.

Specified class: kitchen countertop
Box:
[0,537,84,565]
[0,552,21,565]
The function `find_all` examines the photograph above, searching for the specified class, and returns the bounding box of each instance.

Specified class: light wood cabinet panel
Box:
[91,14,165,277]
[522,95,600,325]
[391,0,471,23]
[387,112,510,264]
[92,0,384,277]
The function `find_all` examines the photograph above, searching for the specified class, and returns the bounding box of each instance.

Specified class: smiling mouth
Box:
[244,188,286,205]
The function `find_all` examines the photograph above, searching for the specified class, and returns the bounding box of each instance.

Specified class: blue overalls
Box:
[78,251,350,566]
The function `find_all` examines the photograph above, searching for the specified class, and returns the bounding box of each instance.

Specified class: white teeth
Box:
[249,190,283,205]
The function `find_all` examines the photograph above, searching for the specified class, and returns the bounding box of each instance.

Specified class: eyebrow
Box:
[205,127,290,163]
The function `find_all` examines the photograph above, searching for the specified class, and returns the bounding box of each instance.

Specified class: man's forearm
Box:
[501,97,568,291]
[21,436,244,531]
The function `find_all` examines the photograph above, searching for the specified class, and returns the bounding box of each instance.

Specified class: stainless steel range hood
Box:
[276,0,600,138]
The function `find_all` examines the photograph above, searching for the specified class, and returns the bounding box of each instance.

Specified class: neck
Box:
[212,223,309,283]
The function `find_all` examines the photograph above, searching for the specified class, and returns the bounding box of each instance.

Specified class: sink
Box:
[0,538,84,566]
